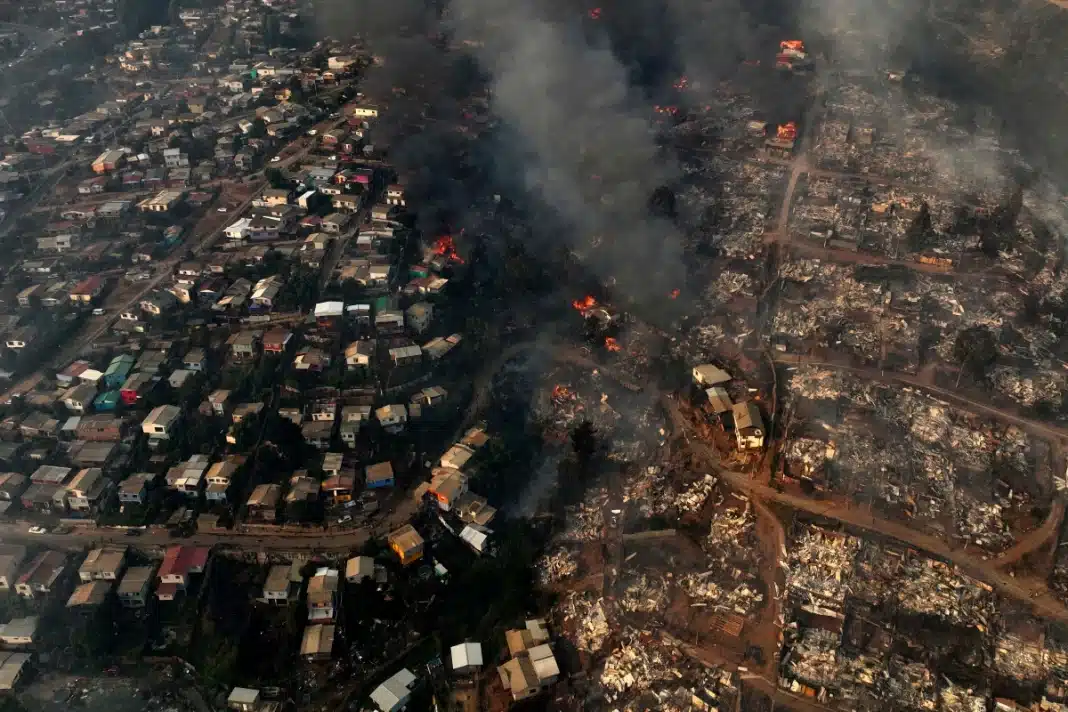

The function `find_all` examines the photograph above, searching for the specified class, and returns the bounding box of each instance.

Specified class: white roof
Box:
[459,525,488,552]
[370,668,416,712]
[228,688,260,705]
[450,641,484,670]
[314,301,344,317]
[693,363,731,385]
[80,369,103,382]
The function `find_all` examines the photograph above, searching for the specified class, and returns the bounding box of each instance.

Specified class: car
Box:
[306,129,318,136]
[92,308,105,316]
[336,514,352,525]
[217,207,228,213]
[27,526,48,534]
[270,156,281,163]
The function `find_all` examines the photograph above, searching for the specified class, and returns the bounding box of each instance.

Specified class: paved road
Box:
[661,395,1068,624]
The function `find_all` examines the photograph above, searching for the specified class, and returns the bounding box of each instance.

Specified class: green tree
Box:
[248,118,267,139]
[168,0,182,27]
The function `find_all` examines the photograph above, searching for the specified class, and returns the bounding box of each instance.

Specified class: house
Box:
[92,149,125,174]
[137,189,184,213]
[301,623,335,661]
[405,303,433,334]
[388,345,422,367]
[258,188,291,207]
[375,404,407,433]
[498,644,559,701]
[227,688,261,712]
[228,331,261,360]
[208,389,232,416]
[182,348,206,371]
[365,462,394,489]
[460,524,490,554]
[321,473,354,503]
[250,277,281,309]
[15,550,66,598]
[79,547,126,583]
[262,328,292,354]
[37,234,77,253]
[345,556,374,584]
[117,566,155,608]
[120,372,155,406]
[369,669,416,712]
[246,484,281,521]
[450,642,484,674]
[440,444,475,471]
[157,546,209,600]
[69,276,105,304]
[388,525,424,566]
[351,104,380,118]
[706,387,733,413]
[294,349,330,372]
[429,469,468,511]
[331,194,361,213]
[0,548,26,590]
[140,290,178,316]
[142,405,181,440]
[168,454,210,496]
[732,401,765,450]
[118,472,153,504]
[692,363,731,386]
[0,617,38,647]
[104,354,136,388]
[321,212,351,234]
[169,369,194,390]
[302,420,334,450]
[262,564,293,605]
[0,652,31,690]
[344,340,374,369]
[67,580,111,609]
[307,567,339,622]
[62,382,98,414]
[224,217,253,242]
[287,474,320,507]
[66,467,108,512]
[386,184,405,207]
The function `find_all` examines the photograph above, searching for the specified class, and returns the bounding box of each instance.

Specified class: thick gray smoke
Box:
[446,0,686,301]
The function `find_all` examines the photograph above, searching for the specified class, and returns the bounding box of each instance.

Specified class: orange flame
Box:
[670,289,680,299]
[588,7,602,19]
[673,76,689,90]
[780,40,805,52]
[776,122,797,141]
[605,337,622,352]
[572,295,597,314]
[433,236,465,264]
[552,385,573,400]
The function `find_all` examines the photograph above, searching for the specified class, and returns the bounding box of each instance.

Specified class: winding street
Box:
[660,394,1068,624]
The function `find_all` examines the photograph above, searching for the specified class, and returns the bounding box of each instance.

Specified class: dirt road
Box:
[661,395,1068,624]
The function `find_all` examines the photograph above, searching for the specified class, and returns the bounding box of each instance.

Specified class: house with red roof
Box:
[156,546,209,601]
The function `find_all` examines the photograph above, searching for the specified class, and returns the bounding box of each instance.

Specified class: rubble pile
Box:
[671,474,719,514]
[895,558,995,627]
[954,493,1013,550]
[784,627,840,688]
[560,492,607,542]
[619,574,669,614]
[883,657,937,711]
[789,366,878,403]
[563,592,611,652]
[707,270,755,299]
[536,547,579,585]
[939,679,989,712]
[994,634,1046,681]
[598,632,682,702]
[785,437,835,480]
[992,366,1068,410]
[836,653,883,701]
[679,571,763,615]
[707,500,757,561]
[786,526,860,613]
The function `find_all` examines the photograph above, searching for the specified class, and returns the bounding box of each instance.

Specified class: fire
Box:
[776,122,798,141]
[670,289,680,299]
[552,385,573,400]
[433,236,464,264]
[572,295,597,314]
[780,40,805,52]
[605,337,622,352]
[588,7,602,19]
[673,76,689,90]
[653,105,679,116]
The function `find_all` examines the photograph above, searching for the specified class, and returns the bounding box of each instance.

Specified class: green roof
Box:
[94,390,120,407]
